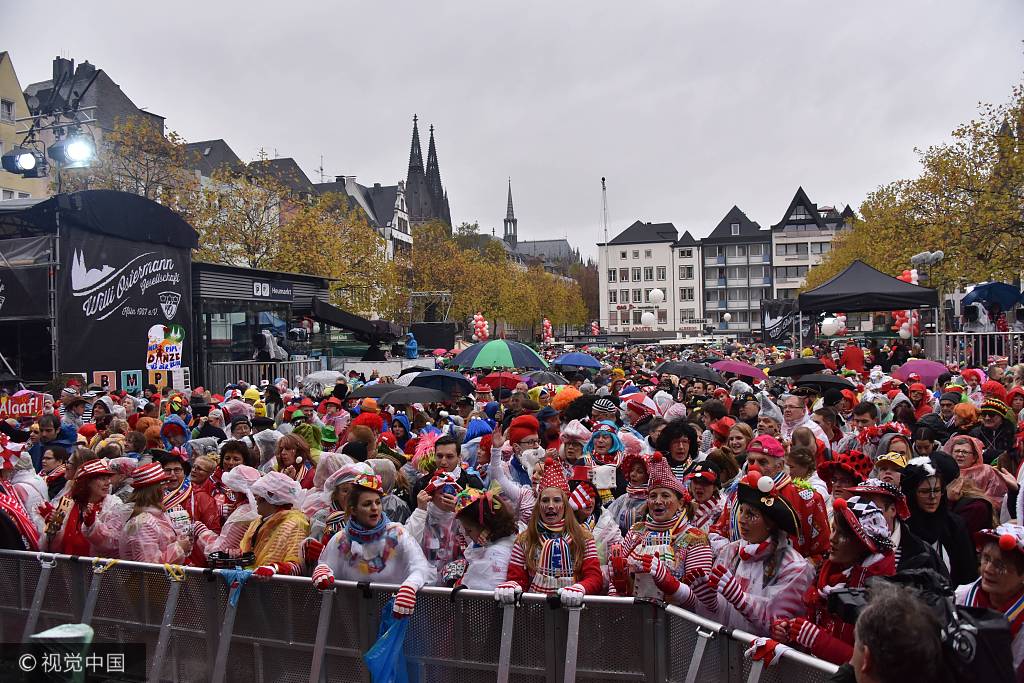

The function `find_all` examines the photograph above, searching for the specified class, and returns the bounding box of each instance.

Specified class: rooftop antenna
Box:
[317,154,325,183]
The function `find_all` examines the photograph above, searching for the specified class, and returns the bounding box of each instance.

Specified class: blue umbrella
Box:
[553,352,601,369]
[409,369,475,397]
[962,282,1022,311]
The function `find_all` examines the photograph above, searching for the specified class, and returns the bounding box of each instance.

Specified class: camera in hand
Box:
[827,569,1013,683]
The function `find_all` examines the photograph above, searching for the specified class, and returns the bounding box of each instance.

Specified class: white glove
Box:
[494,581,522,605]
[558,583,585,608]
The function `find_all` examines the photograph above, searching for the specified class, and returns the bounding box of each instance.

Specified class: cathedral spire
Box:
[408,115,424,174]
[503,178,518,247]
[425,124,443,202]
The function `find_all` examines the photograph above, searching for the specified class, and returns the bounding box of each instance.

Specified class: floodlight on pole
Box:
[48,132,96,169]
[1,147,46,177]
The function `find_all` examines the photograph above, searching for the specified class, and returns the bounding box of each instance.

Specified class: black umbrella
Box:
[655,360,727,387]
[398,366,432,376]
[410,370,475,397]
[523,370,569,385]
[767,357,826,378]
[379,386,449,405]
[793,374,856,390]
[349,383,399,398]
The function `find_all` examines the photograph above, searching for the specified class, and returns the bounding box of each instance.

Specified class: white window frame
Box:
[730,223,740,236]
[607,269,617,282]
[608,290,618,304]
[656,266,666,281]
[0,99,14,123]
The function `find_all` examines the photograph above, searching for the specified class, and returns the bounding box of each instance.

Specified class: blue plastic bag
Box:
[364,599,412,683]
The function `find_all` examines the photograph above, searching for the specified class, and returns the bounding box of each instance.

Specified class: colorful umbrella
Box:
[711,360,767,382]
[451,340,548,370]
[962,282,1023,310]
[892,359,949,386]
[410,370,475,397]
[482,371,524,390]
[432,348,448,357]
[553,352,602,369]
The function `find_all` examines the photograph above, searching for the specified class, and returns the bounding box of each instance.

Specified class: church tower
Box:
[405,115,435,227]
[503,179,518,247]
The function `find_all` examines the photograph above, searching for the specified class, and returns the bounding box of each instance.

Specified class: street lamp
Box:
[911,250,946,333]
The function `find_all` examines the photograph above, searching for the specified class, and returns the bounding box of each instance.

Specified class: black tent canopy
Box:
[797,260,939,313]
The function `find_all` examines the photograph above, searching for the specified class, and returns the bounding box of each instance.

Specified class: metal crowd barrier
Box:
[206,359,324,390]
[0,549,839,683]
[924,331,1024,368]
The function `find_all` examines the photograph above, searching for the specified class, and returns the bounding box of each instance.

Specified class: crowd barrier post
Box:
[21,553,56,643]
[562,605,582,683]
[148,565,186,683]
[211,573,244,683]
[684,625,718,683]
[495,602,516,682]
[308,588,334,683]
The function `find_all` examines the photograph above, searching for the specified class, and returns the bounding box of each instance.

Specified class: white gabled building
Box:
[597,220,703,337]
[770,187,854,300]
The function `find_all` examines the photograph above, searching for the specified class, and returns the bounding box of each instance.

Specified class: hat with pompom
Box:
[736,467,798,534]
[536,457,570,494]
[975,523,1024,557]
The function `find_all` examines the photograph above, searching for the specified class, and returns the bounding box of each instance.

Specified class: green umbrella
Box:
[451,339,548,369]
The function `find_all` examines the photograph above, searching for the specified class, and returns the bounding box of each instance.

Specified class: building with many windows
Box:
[596,189,852,341]
[597,220,702,336]
[701,206,772,336]
[770,187,854,299]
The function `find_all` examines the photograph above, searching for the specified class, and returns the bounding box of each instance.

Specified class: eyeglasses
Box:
[980,553,1010,575]
[916,486,943,497]
[951,449,974,457]
[519,438,540,446]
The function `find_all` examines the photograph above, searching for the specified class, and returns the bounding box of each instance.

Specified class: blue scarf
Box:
[346,514,390,544]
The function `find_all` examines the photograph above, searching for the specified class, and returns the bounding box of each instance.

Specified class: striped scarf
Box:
[644,511,684,533]
[162,479,193,510]
[625,484,648,499]
[43,465,66,486]
[0,483,39,551]
[536,519,573,581]
[964,580,1024,637]
[688,496,721,530]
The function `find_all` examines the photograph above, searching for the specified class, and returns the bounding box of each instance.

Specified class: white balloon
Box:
[722,312,732,322]
[649,289,665,305]
[641,312,656,327]
[899,328,912,339]
[821,319,839,336]
[472,334,479,341]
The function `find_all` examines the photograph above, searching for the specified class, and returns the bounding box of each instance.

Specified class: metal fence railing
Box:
[205,359,323,391]
[0,549,839,683]
[924,331,1024,368]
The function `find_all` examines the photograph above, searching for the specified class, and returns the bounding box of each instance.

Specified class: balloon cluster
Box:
[590,320,600,335]
[472,312,490,342]
[821,312,847,337]
[542,317,554,344]
[891,309,919,339]
[898,269,920,286]
[893,269,921,339]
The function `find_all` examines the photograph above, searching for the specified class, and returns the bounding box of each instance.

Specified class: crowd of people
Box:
[1,338,1023,680]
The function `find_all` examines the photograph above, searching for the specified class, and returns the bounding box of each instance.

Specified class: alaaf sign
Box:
[58,229,191,375]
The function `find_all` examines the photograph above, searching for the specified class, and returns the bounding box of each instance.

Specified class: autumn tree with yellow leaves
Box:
[804,77,1024,295]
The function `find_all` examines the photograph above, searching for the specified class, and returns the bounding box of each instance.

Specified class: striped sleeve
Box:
[505,541,530,591]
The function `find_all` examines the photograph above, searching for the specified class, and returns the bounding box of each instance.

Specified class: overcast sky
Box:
[8,1,1024,258]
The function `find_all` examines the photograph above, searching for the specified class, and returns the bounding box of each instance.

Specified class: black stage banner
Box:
[0,264,49,319]
[58,227,192,375]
